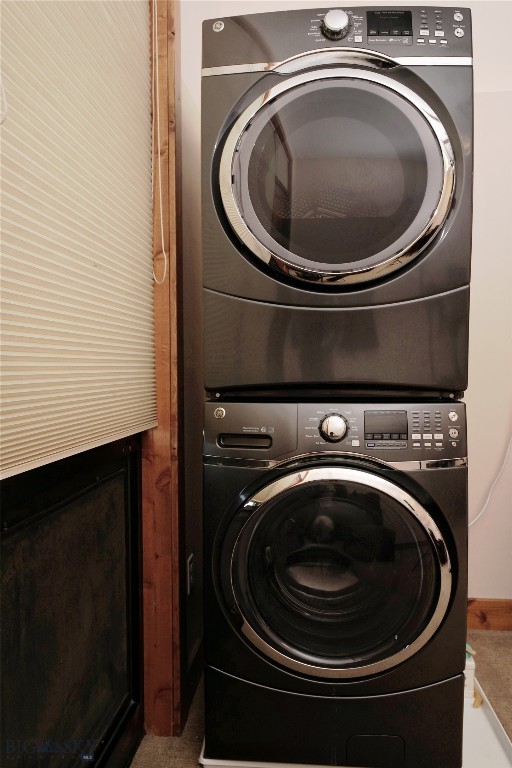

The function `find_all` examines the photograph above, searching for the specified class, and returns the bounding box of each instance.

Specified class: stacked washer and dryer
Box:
[200,6,473,768]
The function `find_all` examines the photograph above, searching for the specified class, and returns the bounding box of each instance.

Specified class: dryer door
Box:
[220,68,454,286]
[227,465,452,679]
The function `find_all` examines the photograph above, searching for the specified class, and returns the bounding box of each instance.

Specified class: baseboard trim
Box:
[467,598,512,631]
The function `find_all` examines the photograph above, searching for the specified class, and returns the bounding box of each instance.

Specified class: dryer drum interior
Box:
[226,466,452,679]
[220,68,455,286]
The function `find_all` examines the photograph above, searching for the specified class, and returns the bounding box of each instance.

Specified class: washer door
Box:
[227,465,452,679]
[220,68,454,286]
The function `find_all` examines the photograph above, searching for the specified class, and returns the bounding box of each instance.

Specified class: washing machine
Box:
[202,399,468,768]
[202,6,473,397]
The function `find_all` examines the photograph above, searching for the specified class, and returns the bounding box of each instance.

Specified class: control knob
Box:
[321,9,350,40]
[319,413,348,442]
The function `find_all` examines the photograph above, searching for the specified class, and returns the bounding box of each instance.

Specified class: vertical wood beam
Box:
[142,0,181,736]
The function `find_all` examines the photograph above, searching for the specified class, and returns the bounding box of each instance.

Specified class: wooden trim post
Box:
[142,0,181,736]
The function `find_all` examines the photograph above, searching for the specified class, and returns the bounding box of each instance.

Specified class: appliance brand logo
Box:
[214,407,226,419]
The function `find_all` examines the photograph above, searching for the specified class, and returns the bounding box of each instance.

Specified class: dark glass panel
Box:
[240,81,436,266]
[234,478,439,668]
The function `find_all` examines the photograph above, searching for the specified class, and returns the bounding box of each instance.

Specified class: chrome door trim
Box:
[231,465,452,679]
[202,53,473,77]
[271,48,398,73]
[219,67,455,286]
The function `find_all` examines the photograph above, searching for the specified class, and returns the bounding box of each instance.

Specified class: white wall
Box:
[177,0,512,598]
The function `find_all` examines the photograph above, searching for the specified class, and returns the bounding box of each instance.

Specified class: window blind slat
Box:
[2,256,154,311]
[0,1,156,479]
[2,142,153,247]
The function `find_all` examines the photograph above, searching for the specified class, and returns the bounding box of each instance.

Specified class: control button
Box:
[367,442,376,448]
[391,28,401,36]
[440,39,448,44]
[400,434,408,440]
[419,29,429,36]
[435,442,443,447]
[319,413,348,442]
[369,28,378,35]
[372,441,407,449]
[454,11,464,21]
[435,30,445,36]
[425,442,432,447]
[354,35,363,42]
[351,439,360,447]
[413,442,421,448]
[429,39,437,44]
[454,27,465,37]
[412,433,421,440]
[449,428,459,439]
[365,433,373,439]
[391,433,400,440]
[373,434,383,440]
[452,441,457,447]
[423,433,433,440]
[321,9,350,40]
[417,39,426,44]
[402,29,412,36]
[383,433,391,440]
[448,411,459,422]
[434,433,444,440]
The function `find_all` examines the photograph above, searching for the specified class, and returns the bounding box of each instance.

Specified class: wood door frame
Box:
[142,0,181,736]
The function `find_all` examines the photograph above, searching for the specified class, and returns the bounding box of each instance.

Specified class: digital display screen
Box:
[365,410,408,438]
[367,10,413,36]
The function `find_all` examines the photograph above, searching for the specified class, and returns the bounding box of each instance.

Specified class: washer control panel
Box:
[300,402,466,459]
[204,401,467,462]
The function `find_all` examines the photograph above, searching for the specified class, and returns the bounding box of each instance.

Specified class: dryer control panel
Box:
[204,401,467,463]
[202,6,472,70]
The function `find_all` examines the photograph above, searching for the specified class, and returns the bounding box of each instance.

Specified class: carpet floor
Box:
[130,630,511,768]
[467,630,512,741]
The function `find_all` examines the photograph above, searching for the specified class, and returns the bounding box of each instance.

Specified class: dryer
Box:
[202,6,473,397]
[203,399,468,768]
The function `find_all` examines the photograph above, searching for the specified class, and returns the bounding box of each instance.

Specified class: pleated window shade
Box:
[1,1,156,479]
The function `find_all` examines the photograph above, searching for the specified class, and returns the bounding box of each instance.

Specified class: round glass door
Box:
[229,466,451,679]
[220,69,455,286]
